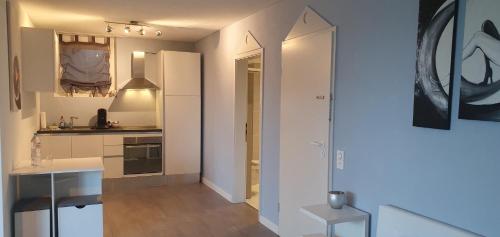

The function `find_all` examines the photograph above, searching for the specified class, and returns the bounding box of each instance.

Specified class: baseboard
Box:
[259,215,279,235]
[201,177,233,202]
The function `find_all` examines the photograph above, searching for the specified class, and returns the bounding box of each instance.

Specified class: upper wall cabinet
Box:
[162,51,201,96]
[21,27,58,92]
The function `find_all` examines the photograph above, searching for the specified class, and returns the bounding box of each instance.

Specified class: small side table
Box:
[300,204,369,237]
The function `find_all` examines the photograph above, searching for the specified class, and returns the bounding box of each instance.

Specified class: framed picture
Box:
[459,0,500,122]
[6,1,22,111]
[413,0,459,130]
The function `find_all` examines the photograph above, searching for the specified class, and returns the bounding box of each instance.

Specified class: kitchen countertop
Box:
[11,157,104,176]
[37,126,162,135]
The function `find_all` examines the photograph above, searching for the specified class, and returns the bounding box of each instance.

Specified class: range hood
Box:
[121,51,159,90]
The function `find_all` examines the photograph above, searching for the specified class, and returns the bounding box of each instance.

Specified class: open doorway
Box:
[234,50,263,210]
[245,55,261,209]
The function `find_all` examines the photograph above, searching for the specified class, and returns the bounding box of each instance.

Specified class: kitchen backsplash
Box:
[39,91,157,127]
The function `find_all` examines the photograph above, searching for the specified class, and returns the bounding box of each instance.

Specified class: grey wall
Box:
[196,0,499,236]
[330,0,499,236]
[40,37,195,126]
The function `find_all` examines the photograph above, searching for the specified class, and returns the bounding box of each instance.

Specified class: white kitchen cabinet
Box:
[163,51,200,96]
[71,136,103,158]
[103,135,123,146]
[103,157,123,179]
[103,145,123,157]
[164,96,201,175]
[21,27,58,92]
[40,136,71,159]
[162,50,201,176]
[103,138,123,179]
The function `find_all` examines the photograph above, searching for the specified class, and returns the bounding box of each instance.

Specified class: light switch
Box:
[336,150,344,170]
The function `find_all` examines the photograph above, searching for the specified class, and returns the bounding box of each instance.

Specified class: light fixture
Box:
[139,27,146,36]
[104,21,155,37]
[106,24,113,33]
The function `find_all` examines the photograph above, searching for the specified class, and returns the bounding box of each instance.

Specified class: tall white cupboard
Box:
[161,51,201,176]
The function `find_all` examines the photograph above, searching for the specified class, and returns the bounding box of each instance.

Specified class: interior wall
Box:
[39,37,195,127]
[0,0,37,236]
[196,0,499,235]
[196,0,306,226]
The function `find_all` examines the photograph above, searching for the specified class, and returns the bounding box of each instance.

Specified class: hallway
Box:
[103,183,278,237]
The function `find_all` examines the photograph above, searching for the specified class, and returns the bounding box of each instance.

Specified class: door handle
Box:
[309,140,327,159]
[309,141,324,147]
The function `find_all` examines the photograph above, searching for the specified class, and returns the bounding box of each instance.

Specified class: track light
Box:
[105,21,156,37]
[139,27,145,36]
[106,24,113,33]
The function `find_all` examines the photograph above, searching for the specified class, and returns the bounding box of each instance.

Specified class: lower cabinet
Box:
[57,197,103,237]
[103,157,123,179]
[40,136,71,159]
[71,135,103,158]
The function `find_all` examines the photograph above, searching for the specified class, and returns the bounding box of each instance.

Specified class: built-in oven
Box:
[123,136,162,176]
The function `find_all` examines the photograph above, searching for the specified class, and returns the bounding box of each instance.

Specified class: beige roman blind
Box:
[59,34,112,96]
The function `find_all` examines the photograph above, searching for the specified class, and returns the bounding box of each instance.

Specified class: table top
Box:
[11,157,104,176]
[300,204,369,225]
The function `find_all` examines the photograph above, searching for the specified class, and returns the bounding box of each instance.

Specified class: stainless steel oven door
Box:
[123,143,162,175]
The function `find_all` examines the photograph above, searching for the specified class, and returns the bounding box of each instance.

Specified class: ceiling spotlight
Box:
[124,25,130,33]
[155,31,162,37]
[106,24,113,33]
[139,27,145,36]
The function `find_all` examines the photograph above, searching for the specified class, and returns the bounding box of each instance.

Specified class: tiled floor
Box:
[103,183,278,237]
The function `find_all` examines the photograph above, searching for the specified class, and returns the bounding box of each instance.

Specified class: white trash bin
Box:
[14,198,52,237]
[57,195,103,237]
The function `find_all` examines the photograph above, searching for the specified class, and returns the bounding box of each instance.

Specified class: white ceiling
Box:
[19,0,282,42]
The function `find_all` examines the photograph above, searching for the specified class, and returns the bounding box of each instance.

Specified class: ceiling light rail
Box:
[104,21,162,37]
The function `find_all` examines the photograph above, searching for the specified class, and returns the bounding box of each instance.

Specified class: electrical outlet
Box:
[336,150,344,170]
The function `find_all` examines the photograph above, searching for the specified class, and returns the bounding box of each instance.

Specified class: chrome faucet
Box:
[69,116,79,129]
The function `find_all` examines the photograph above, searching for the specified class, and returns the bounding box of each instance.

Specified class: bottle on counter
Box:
[59,116,66,129]
[31,135,42,167]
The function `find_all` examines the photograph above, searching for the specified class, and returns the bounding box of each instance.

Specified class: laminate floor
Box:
[103,183,278,237]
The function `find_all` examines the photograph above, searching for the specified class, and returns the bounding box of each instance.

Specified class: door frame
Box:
[233,48,264,208]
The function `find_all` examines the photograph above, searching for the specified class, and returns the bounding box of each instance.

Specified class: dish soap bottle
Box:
[58,116,66,129]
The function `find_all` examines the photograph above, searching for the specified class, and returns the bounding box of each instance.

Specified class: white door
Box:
[279,30,334,237]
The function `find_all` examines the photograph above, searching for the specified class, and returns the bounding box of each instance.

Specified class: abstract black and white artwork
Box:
[413,0,458,130]
[459,0,500,122]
